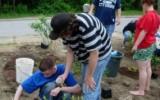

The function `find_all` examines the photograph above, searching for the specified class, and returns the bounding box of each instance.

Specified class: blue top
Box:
[21,64,77,95]
[93,0,121,25]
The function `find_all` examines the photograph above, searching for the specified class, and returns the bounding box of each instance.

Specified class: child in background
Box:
[129,0,160,96]
[122,20,136,46]
[83,3,90,13]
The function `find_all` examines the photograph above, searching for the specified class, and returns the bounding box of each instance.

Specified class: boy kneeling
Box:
[14,56,81,100]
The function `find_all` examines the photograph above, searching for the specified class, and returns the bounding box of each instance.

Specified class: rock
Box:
[122,80,130,87]
[1,86,15,93]
[107,77,117,84]
[118,94,132,100]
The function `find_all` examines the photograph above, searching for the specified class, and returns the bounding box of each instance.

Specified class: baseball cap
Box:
[49,13,72,40]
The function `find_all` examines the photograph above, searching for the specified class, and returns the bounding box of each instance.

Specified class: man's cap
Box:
[49,13,72,40]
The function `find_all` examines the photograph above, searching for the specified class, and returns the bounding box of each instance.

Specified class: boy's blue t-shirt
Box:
[93,0,121,25]
[21,64,77,94]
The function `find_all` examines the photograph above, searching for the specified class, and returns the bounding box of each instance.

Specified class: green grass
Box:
[0,13,34,19]
[0,12,54,19]
[72,60,81,75]
[122,10,142,16]
[0,10,143,19]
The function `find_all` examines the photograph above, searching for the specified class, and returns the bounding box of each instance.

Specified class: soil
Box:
[0,34,160,100]
[119,67,139,80]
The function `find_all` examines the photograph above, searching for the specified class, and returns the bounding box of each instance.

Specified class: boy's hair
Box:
[39,55,56,72]
[142,0,155,6]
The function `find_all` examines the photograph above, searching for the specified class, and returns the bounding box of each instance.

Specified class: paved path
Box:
[0,16,138,44]
[0,17,52,37]
[0,16,138,37]
[115,16,137,32]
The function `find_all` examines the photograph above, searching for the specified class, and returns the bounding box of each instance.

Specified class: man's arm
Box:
[63,47,74,80]
[50,84,81,96]
[158,25,160,32]
[88,4,95,15]
[14,85,23,100]
[115,0,121,25]
[132,30,147,52]
[116,8,121,25]
[85,50,99,89]
[61,84,81,94]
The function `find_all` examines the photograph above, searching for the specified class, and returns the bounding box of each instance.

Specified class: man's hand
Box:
[132,45,137,52]
[57,74,67,83]
[56,77,64,86]
[50,87,61,96]
[116,17,121,25]
[85,75,96,90]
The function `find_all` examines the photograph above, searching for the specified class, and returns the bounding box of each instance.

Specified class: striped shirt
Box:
[63,13,112,63]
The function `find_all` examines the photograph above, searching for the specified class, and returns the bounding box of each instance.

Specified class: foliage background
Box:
[0,0,139,14]
[0,0,90,14]
[0,0,158,15]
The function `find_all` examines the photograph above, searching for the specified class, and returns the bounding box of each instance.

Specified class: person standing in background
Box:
[89,0,121,38]
[130,0,160,96]
[122,20,137,46]
[83,3,91,13]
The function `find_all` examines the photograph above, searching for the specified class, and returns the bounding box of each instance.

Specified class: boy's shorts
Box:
[133,44,156,61]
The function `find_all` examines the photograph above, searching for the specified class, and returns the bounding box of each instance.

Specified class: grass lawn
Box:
[122,10,142,16]
[0,10,143,19]
[0,12,53,19]
[0,13,34,19]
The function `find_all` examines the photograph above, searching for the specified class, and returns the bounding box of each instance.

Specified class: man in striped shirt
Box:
[49,12,112,100]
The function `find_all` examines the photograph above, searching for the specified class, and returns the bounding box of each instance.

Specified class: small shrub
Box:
[151,55,160,71]
[31,16,52,46]
[31,16,51,38]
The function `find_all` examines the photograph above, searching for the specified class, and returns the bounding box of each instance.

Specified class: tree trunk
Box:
[0,0,1,8]
[13,0,15,12]
[158,0,160,13]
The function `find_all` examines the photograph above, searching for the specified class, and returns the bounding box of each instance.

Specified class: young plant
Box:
[31,16,52,48]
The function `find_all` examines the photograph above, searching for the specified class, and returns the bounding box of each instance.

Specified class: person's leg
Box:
[130,44,156,95]
[82,54,111,100]
[63,92,72,100]
[144,44,156,91]
[145,59,152,91]
[130,60,148,96]
[105,24,115,38]
[40,81,63,100]
[40,82,56,100]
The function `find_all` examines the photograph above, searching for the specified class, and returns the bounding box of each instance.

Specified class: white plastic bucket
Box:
[16,58,34,83]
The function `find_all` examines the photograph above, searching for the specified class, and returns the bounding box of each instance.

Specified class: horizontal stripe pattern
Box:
[63,13,112,63]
